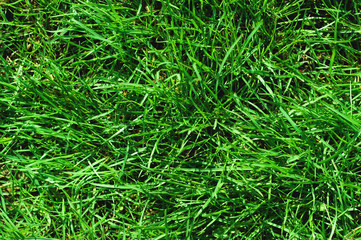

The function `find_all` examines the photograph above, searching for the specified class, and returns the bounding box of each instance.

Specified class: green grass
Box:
[1,0,361,239]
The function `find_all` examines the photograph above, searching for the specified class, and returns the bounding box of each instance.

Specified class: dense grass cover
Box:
[1,0,361,239]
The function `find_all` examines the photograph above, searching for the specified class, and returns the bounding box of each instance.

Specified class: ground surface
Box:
[1,0,361,239]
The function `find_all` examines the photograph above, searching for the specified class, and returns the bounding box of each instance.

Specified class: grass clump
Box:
[1,0,361,239]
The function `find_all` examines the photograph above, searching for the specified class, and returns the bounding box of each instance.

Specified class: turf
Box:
[1,0,361,239]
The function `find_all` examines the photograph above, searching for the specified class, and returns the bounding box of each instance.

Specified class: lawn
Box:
[1,0,361,239]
